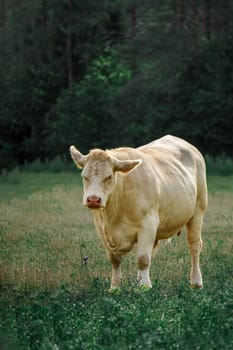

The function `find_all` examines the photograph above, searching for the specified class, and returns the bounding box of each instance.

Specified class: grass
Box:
[0,171,233,349]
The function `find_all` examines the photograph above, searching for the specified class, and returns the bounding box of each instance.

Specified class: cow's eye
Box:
[83,176,89,182]
[104,175,112,182]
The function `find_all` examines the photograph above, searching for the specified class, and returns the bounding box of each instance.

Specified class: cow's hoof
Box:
[190,283,203,289]
[139,284,152,292]
[108,287,121,294]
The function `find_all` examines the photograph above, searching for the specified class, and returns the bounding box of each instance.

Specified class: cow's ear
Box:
[113,158,142,173]
[70,146,87,169]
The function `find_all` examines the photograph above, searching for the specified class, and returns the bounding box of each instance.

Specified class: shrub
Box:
[23,155,73,173]
[0,167,21,184]
[205,154,233,176]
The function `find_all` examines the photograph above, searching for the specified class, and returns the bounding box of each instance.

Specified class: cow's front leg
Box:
[108,253,122,291]
[136,215,158,289]
[137,255,152,288]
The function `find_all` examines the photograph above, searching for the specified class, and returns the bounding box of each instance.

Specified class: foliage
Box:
[0,281,233,350]
[170,37,233,155]
[52,48,132,153]
[0,1,233,169]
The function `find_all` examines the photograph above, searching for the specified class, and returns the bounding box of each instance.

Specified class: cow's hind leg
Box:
[108,253,122,291]
[136,215,158,289]
[186,207,204,288]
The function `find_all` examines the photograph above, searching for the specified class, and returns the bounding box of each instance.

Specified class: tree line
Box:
[0,0,232,170]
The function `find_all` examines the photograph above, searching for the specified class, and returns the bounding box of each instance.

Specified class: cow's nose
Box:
[86,195,102,208]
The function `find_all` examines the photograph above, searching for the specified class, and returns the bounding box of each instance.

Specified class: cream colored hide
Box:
[70,135,208,290]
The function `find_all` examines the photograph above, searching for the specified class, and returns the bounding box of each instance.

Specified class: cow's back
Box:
[140,135,207,226]
[140,135,207,207]
[139,135,201,167]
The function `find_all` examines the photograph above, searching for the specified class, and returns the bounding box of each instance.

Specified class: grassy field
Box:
[0,171,233,349]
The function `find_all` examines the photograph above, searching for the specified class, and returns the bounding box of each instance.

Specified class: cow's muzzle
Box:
[86,195,102,209]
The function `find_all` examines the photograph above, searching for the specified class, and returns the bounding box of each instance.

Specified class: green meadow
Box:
[0,171,233,349]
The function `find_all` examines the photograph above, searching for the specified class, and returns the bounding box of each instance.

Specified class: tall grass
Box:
[0,172,232,290]
[0,183,99,290]
[1,154,233,183]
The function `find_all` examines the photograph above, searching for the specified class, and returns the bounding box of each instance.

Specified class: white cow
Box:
[70,135,208,290]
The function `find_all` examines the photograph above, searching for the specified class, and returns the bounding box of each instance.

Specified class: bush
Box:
[22,155,74,173]
[0,156,74,178]
[0,167,21,184]
[205,154,233,176]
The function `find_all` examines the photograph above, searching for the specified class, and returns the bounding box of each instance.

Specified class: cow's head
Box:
[70,146,142,209]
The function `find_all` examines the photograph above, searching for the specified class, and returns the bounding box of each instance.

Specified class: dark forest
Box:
[0,0,233,170]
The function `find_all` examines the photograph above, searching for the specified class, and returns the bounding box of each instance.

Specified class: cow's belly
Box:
[157,227,183,240]
[156,172,197,239]
[157,196,195,240]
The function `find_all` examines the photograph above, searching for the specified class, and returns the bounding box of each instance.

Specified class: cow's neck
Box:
[104,185,120,223]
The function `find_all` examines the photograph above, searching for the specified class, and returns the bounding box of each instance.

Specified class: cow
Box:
[70,135,208,291]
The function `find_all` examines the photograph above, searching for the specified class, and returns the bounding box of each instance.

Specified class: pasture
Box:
[0,171,233,349]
